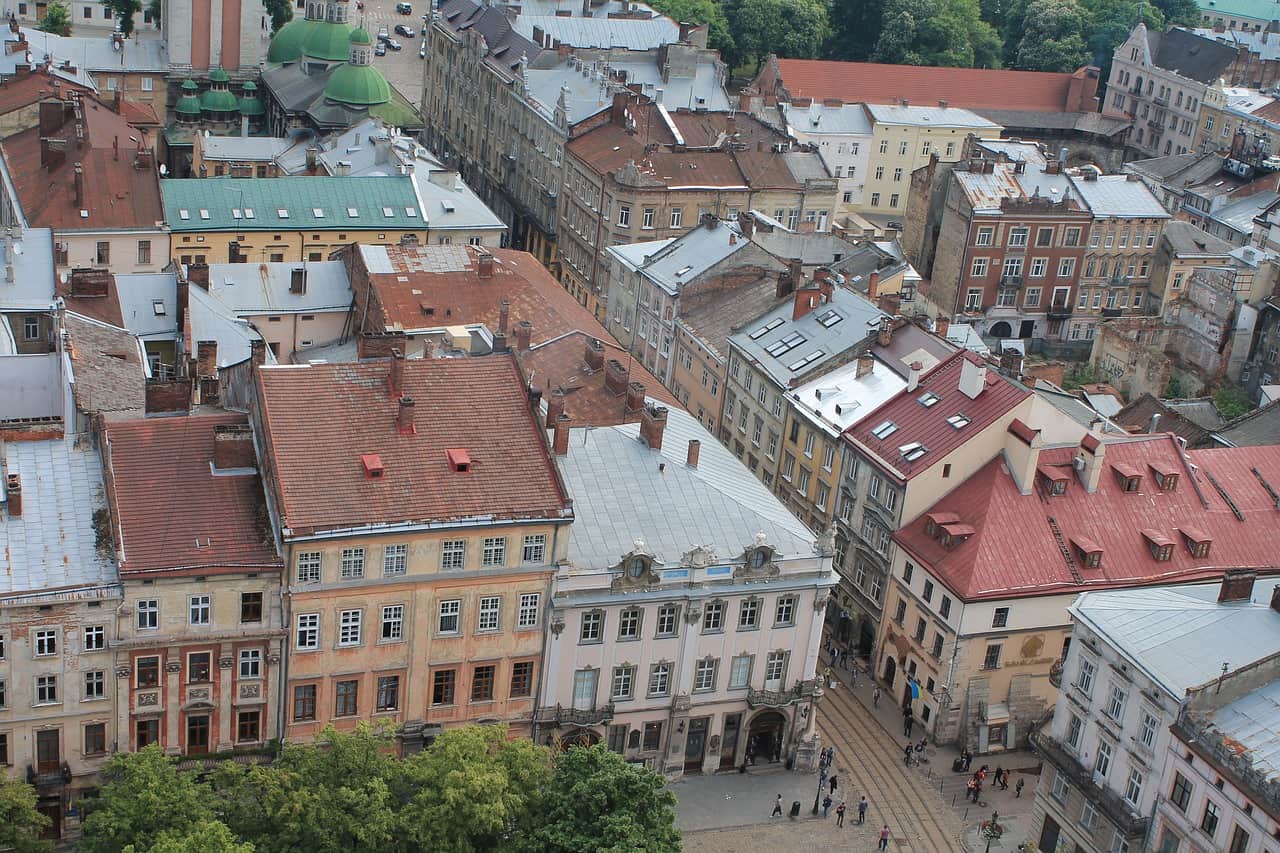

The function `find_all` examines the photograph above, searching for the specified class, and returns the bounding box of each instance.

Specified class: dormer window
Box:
[1150,464,1179,492]
[1038,468,1069,496]
[871,420,898,439]
[1181,528,1212,559]
[1071,535,1103,568]
[628,556,651,578]
[924,512,960,539]
[750,549,768,569]
[939,521,974,548]
[1141,529,1174,561]
[899,442,928,462]
[1112,462,1142,492]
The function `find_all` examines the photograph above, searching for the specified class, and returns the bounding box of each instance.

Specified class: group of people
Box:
[964,764,1017,803]
[902,737,928,766]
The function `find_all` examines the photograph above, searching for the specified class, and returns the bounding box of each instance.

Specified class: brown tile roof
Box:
[356,244,680,426]
[773,58,1087,114]
[63,311,145,416]
[678,275,789,362]
[103,413,281,576]
[731,149,800,191]
[59,270,124,326]
[667,110,783,150]
[256,354,573,534]
[0,69,91,125]
[1113,393,1212,446]
[3,93,163,231]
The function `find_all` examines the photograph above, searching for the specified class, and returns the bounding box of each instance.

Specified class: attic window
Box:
[1182,527,1212,559]
[232,208,243,219]
[788,350,825,371]
[1038,469,1069,496]
[1142,529,1174,562]
[278,208,290,218]
[899,442,928,462]
[918,391,939,407]
[749,318,785,340]
[1150,464,1179,492]
[360,453,385,479]
[347,207,359,217]
[199,209,210,220]
[1071,536,1103,568]
[946,413,971,429]
[446,448,471,473]
[383,207,395,217]
[939,521,974,548]
[244,208,255,219]
[1112,463,1142,492]
[178,208,190,220]
[405,207,418,217]
[764,332,805,357]
[871,420,898,439]
[817,309,843,328]
[924,512,959,538]
[151,300,166,316]
[313,208,325,218]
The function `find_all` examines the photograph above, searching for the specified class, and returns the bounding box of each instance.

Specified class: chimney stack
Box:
[686,439,700,468]
[876,317,893,347]
[775,269,795,299]
[792,286,820,320]
[397,396,416,434]
[604,359,629,395]
[477,251,495,278]
[1004,418,1042,495]
[958,358,987,399]
[212,424,256,471]
[1270,583,1280,614]
[250,338,267,369]
[935,316,950,339]
[639,403,668,450]
[187,263,210,290]
[546,387,566,424]
[584,337,605,371]
[552,413,573,455]
[1078,433,1106,493]
[625,380,647,413]
[498,299,510,335]
[388,348,405,397]
[1219,569,1257,603]
[856,352,874,378]
[5,473,21,518]
[906,360,922,392]
[814,267,833,302]
[196,340,218,378]
[867,271,880,301]
[528,386,544,430]
[1000,347,1024,379]
[515,320,532,351]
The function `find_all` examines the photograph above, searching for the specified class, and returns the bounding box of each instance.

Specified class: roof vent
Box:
[361,453,385,479]
[446,448,471,472]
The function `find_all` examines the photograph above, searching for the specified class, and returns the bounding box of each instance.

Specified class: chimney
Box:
[356,330,408,359]
[552,413,573,455]
[814,267,833,302]
[388,348,405,398]
[958,358,987,399]
[73,162,83,207]
[876,317,892,347]
[1000,348,1023,378]
[604,358,629,395]
[639,403,668,450]
[69,268,110,297]
[584,337,605,371]
[528,386,544,430]
[1004,418,1041,495]
[792,286,820,320]
[498,299,510,335]
[775,269,795,299]
[1147,412,1162,434]
[477,251,494,278]
[5,473,21,518]
[250,338,267,369]
[686,438,700,468]
[1219,569,1257,603]
[935,317,950,339]
[196,340,218,378]
[38,98,64,136]
[867,271,880,301]
[738,213,754,239]
[856,352,874,378]
[397,396,416,434]
[1077,432,1106,493]
[514,320,532,351]
[546,387,566,424]
[625,380,646,413]
[112,88,121,114]
[113,135,119,161]
[187,263,210,290]
[1270,583,1280,614]
[212,424,255,470]
[906,360,922,392]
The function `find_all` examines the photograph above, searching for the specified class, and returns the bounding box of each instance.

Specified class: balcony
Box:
[26,763,70,790]
[1101,307,1123,318]
[999,274,1023,287]
[748,679,820,709]
[538,703,615,726]
[1047,302,1072,319]
[1030,728,1150,839]
[1048,656,1066,688]
[1153,94,1169,107]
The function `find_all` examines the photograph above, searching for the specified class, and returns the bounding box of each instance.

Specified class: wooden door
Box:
[35,730,59,773]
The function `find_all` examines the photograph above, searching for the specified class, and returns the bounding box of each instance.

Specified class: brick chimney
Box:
[935,317,950,339]
[876,317,893,347]
[701,211,717,230]
[584,337,605,371]
[477,251,494,278]
[1077,432,1106,493]
[357,330,408,359]
[388,348,405,398]
[686,439,700,468]
[514,320,532,351]
[187,263,210,290]
[855,352,874,378]
[867,271,880,301]
[1219,569,1257,603]
[397,396,416,434]
[775,269,795,299]
[907,360,922,392]
[5,473,21,518]
[604,358,628,395]
[793,286,821,320]
[196,340,218,378]
[814,268,833,302]
[250,339,267,369]
[528,386,544,430]
[69,268,110,297]
[498,299,510,335]
[625,380,646,413]
[546,387,566,424]
[552,413,573,455]
[1000,347,1024,378]
[739,213,755,239]
[639,403,668,450]
[213,424,255,470]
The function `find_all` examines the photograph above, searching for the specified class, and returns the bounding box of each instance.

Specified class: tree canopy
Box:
[100,0,142,36]
[36,0,71,36]
[645,0,734,58]
[0,778,51,853]
[873,0,1003,68]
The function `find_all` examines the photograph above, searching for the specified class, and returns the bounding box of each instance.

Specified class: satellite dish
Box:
[159,163,168,176]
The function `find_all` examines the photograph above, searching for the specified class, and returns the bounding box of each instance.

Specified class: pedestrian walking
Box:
[822,794,832,818]
[1000,769,1010,791]
[903,713,914,738]
[879,824,891,851]
[994,765,1002,787]
[858,795,868,824]
[836,800,846,827]
[903,743,913,766]
[829,774,838,796]
[966,778,976,802]
[772,794,783,817]
[962,749,973,771]
[1015,777,1025,798]
[873,686,881,707]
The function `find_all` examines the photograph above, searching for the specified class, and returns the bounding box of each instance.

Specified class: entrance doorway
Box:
[684,717,709,773]
[989,321,1012,338]
[883,655,897,688]
[186,715,211,755]
[1019,320,1035,338]
[746,711,786,765]
[35,730,59,773]
[1038,815,1061,852]
[37,802,61,840]
[858,617,874,653]
[558,728,599,750]
[720,713,741,770]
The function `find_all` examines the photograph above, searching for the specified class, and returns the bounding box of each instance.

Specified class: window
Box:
[293,684,317,721]
[1066,713,1083,749]
[83,625,105,651]
[1124,767,1144,806]
[617,205,631,227]
[670,208,683,228]
[893,167,903,182]
[1169,771,1192,811]
[136,656,160,688]
[871,193,880,207]
[36,674,58,704]
[765,650,787,685]
[522,535,546,564]
[376,675,400,712]
[136,719,159,748]
[1029,258,1047,278]
[189,595,211,625]
[982,644,1001,670]
[84,723,106,755]
[339,547,365,579]
[95,241,110,264]
[1229,826,1250,853]
[296,613,319,650]
[965,289,983,311]
[940,597,951,619]
[438,600,460,634]
[580,610,603,643]
[738,599,760,630]
[441,540,466,570]
[901,559,912,582]
[188,653,211,683]
[518,593,540,628]
[1076,658,1096,695]
[642,208,655,229]
[914,618,926,642]
[432,670,456,705]
[137,599,158,630]
[1052,772,1070,802]
[23,316,39,341]
[471,665,495,701]
[893,600,907,624]
[335,680,358,717]
[1201,801,1221,836]
[612,666,636,700]
[643,662,673,698]
[727,654,753,689]
[992,608,1009,628]
[240,592,263,623]
[702,601,725,632]
[236,648,261,679]
[618,607,642,640]
[83,670,105,700]
[296,551,321,583]
[643,721,663,751]
[510,661,534,698]
[482,537,506,567]
[931,634,943,658]
[693,658,718,691]
[381,605,404,641]
[338,609,362,646]
[383,544,407,576]
[656,605,679,638]
[136,239,152,266]
[975,227,994,246]
[34,629,57,656]
[1106,684,1126,721]
[922,580,934,603]
[1094,739,1112,778]
[1080,801,1098,830]
[1008,228,1029,247]
[1140,711,1158,748]
[477,596,501,632]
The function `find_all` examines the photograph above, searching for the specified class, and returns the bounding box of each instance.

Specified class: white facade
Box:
[782,103,874,218]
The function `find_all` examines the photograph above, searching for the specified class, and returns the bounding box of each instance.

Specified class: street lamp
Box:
[812,764,825,815]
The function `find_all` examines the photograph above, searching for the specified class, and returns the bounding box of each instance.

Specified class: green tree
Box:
[873,0,1002,68]
[80,746,214,853]
[101,0,143,36]
[264,0,293,33]
[522,743,680,853]
[724,0,830,70]
[645,0,734,59]
[131,820,253,853]
[827,0,886,60]
[1163,375,1188,399]
[0,778,51,853]
[1215,385,1253,419]
[1151,0,1200,25]
[1078,0,1163,70]
[36,0,71,35]
[1014,0,1091,70]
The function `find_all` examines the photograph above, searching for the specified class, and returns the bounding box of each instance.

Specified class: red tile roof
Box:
[844,351,1030,481]
[103,413,281,575]
[0,68,91,121]
[256,354,572,535]
[354,244,680,427]
[895,436,1280,601]
[772,58,1088,114]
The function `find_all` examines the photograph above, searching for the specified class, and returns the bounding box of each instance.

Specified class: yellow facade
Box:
[171,227,427,265]
[861,119,1003,216]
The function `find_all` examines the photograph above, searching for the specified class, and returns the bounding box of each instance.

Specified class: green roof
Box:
[239,94,266,117]
[209,67,231,83]
[162,176,425,232]
[369,87,425,131]
[1197,0,1279,22]
[324,63,391,106]
[304,22,357,62]
[200,87,240,113]
[349,27,373,45]
[267,18,319,64]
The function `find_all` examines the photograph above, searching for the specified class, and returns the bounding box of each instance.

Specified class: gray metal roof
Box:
[202,260,353,313]
[730,287,886,387]
[1204,679,1280,783]
[1068,175,1171,219]
[1194,27,1280,62]
[516,0,658,18]
[1,439,120,597]
[863,103,1001,129]
[200,136,295,162]
[114,273,177,340]
[1162,220,1235,256]
[512,15,679,50]
[609,219,746,294]
[0,228,55,311]
[21,28,168,73]
[782,102,873,136]
[556,406,815,568]
[187,286,265,369]
[1209,191,1280,235]
[1071,581,1280,698]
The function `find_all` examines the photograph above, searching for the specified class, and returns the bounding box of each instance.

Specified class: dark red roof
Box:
[0,68,91,119]
[844,351,1030,481]
[256,354,571,535]
[773,58,1087,113]
[104,413,281,575]
[895,437,1280,601]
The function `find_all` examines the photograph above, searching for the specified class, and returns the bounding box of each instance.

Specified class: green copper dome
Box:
[349,26,372,45]
[208,67,231,83]
[324,62,391,106]
[266,18,319,63]
[200,87,240,114]
[175,79,202,118]
[238,81,265,117]
[303,21,357,62]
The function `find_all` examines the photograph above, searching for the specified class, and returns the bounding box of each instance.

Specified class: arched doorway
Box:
[989,321,1013,338]
[558,728,600,750]
[883,655,897,688]
[746,711,787,765]
[858,617,874,653]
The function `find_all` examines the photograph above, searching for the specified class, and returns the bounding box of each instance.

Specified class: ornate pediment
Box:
[735,531,780,579]
[682,544,718,568]
[611,538,661,590]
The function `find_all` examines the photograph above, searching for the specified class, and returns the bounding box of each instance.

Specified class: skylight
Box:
[244,208,255,219]
[383,207,395,217]
[199,209,210,220]
[947,413,971,429]
[748,318,785,340]
[347,207,359,217]
[152,300,166,316]
[765,332,806,357]
[178,209,190,220]
[676,265,693,277]
[899,442,928,462]
[918,391,939,407]
[405,207,417,217]
[313,208,325,218]
[817,309,843,328]
[232,209,243,219]
[278,209,290,218]
[871,420,898,439]
[787,350,825,371]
